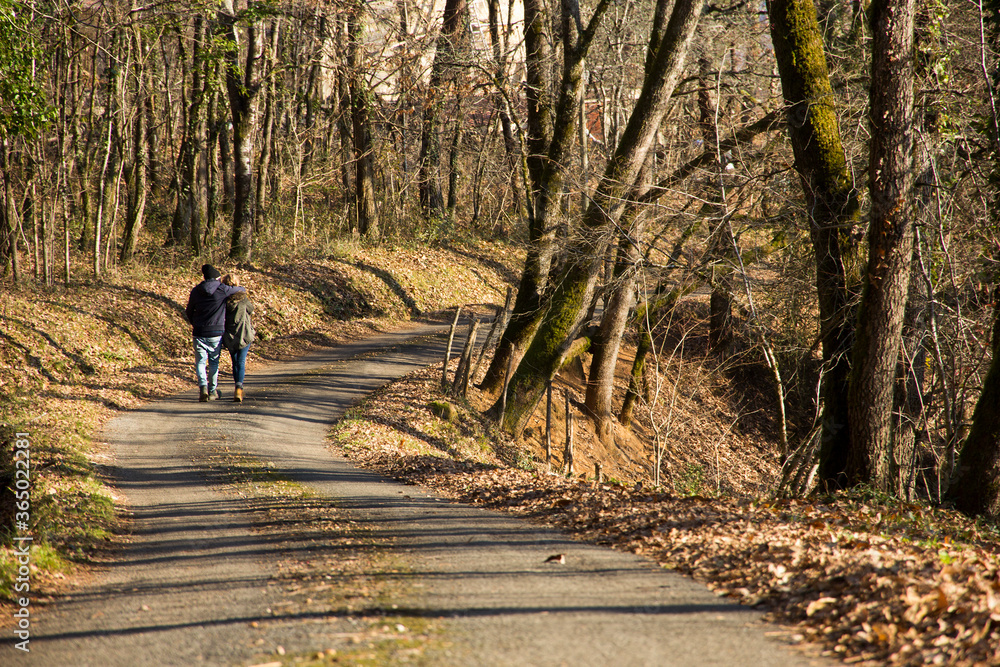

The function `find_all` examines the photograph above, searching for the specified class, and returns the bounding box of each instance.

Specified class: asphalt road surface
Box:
[3,323,831,666]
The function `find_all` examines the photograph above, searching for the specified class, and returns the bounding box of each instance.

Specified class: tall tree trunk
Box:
[477,0,560,393]
[255,17,280,235]
[696,55,736,357]
[846,0,917,490]
[335,17,355,221]
[585,217,643,443]
[347,5,378,238]
[166,26,190,247]
[0,141,18,282]
[494,0,703,435]
[95,30,123,280]
[204,97,223,248]
[446,105,465,218]
[768,0,862,488]
[302,8,326,179]
[418,0,471,220]
[217,66,235,215]
[77,35,101,253]
[144,62,159,193]
[479,0,614,393]
[221,0,261,261]
[120,19,148,263]
[187,18,208,255]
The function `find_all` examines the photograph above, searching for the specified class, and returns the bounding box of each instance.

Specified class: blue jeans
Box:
[193,336,223,392]
[229,345,250,388]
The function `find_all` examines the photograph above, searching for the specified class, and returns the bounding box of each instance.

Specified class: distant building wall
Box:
[338,0,525,100]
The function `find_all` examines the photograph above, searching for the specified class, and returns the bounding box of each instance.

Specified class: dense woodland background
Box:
[2,0,999,515]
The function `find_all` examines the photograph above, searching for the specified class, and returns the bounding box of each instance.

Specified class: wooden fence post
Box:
[545,381,553,472]
[564,389,574,475]
[499,351,513,424]
[452,317,480,397]
[442,306,462,390]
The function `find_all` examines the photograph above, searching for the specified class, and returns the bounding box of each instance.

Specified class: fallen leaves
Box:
[333,365,1000,667]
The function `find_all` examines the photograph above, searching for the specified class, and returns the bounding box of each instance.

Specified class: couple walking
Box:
[185,264,256,402]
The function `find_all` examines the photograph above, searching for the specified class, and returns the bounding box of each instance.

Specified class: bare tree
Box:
[847,0,917,489]
[418,0,471,220]
[220,0,263,261]
[479,0,614,393]
[347,1,378,238]
[495,0,704,436]
[119,8,149,263]
[945,0,1000,517]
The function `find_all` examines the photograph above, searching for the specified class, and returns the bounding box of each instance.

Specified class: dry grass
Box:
[0,240,518,612]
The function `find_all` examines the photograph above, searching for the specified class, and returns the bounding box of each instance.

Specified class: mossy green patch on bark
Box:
[769,0,862,486]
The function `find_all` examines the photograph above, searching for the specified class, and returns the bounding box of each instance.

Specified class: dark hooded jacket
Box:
[185,279,245,337]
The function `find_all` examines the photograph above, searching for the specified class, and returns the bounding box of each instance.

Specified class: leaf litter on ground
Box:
[329,362,1000,667]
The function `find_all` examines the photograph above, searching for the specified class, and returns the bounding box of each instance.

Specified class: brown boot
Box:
[199,388,209,402]
[234,387,243,403]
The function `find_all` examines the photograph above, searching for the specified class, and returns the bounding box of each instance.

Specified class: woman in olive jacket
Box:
[221,274,256,402]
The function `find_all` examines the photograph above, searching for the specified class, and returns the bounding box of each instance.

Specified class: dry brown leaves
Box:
[333,367,1000,667]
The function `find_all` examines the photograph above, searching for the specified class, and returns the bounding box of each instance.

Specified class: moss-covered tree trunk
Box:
[494,0,703,435]
[847,0,916,489]
[768,0,862,488]
[478,0,557,394]
[479,0,613,393]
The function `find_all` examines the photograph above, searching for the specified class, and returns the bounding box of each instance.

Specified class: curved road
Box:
[4,324,829,666]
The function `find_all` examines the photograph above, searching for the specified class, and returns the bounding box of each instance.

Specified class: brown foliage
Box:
[334,363,1000,666]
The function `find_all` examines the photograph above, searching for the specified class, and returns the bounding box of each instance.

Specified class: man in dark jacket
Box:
[185,264,245,401]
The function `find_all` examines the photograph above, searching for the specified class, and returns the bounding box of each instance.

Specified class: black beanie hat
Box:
[202,264,221,280]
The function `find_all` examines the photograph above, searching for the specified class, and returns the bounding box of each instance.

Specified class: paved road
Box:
[3,323,829,666]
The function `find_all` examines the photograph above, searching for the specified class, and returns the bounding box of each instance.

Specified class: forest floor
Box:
[332,360,1000,667]
[2,238,1000,665]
